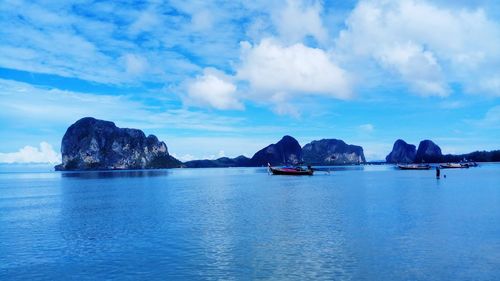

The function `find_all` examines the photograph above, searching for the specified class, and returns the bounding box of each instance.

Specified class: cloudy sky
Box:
[0,0,499,163]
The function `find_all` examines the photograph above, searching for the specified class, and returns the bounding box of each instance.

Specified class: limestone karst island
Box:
[55,117,500,171]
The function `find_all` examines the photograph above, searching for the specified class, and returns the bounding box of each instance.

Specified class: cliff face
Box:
[385,139,417,163]
[55,117,181,170]
[302,139,366,165]
[415,140,442,163]
[251,135,303,166]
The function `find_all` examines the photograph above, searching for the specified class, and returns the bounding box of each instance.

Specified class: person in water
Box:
[436,166,441,179]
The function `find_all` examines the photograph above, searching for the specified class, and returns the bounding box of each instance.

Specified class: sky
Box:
[0,0,499,163]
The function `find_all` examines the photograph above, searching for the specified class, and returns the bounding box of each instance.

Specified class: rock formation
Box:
[250,135,303,166]
[55,117,181,170]
[385,139,417,163]
[415,140,442,163]
[302,139,366,165]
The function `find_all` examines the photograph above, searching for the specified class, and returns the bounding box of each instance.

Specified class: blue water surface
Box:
[0,164,499,280]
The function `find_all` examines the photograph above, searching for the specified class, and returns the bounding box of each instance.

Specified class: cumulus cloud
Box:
[238,39,350,97]
[375,42,448,96]
[184,37,352,115]
[273,0,327,44]
[0,142,61,163]
[336,0,500,96]
[185,68,243,110]
[235,38,351,114]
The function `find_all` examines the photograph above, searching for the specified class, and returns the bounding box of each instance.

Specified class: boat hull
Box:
[440,163,469,169]
[269,167,313,176]
[397,164,431,170]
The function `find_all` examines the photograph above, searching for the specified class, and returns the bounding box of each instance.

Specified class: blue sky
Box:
[0,0,499,163]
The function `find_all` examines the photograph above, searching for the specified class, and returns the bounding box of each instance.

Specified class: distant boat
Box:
[440,163,469,169]
[268,163,314,176]
[397,164,431,170]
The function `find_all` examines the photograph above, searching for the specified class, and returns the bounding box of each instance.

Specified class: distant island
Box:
[386,139,500,164]
[55,117,499,171]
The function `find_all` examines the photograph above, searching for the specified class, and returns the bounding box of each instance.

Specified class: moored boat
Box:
[440,163,469,169]
[397,164,431,170]
[462,162,478,167]
[268,164,314,175]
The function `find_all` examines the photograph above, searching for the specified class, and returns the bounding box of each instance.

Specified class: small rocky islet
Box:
[55,117,500,170]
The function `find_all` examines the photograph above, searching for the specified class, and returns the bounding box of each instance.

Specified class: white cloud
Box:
[236,38,351,114]
[375,42,448,96]
[238,39,350,97]
[273,0,327,44]
[0,142,61,164]
[170,153,196,162]
[358,123,374,133]
[336,0,500,96]
[440,100,465,109]
[183,36,353,115]
[475,75,500,95]
[190,10,214,31]
[471,105,500,129]
[185,68,243,110]
[0,1,235,84]
[122,53,149,77]
[217,150,225,158]
[128,7,161,36]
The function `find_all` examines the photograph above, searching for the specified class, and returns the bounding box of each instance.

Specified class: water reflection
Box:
[59,169,170,179]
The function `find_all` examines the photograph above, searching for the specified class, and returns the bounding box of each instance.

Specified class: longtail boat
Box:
[440,163,469,169]
[397,164,431,170]
[268,164,314,176]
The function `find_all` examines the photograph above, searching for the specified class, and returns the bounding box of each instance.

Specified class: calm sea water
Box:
[0,164,499,280]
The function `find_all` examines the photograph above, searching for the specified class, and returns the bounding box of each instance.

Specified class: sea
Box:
[0,163,499,280]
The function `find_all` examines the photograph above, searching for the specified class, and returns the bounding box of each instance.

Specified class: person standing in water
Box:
[436,166,441,179]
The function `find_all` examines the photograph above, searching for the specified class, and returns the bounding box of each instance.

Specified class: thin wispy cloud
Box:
[358,124,375,133]
[468,105,500,129]
[0,79,244,132]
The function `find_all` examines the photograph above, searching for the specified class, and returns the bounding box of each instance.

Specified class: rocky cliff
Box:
[415,140,442,163]
[250,135,303,166]
[302,139,365,165]
[55,117,181,170]
[385,139,417,163]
